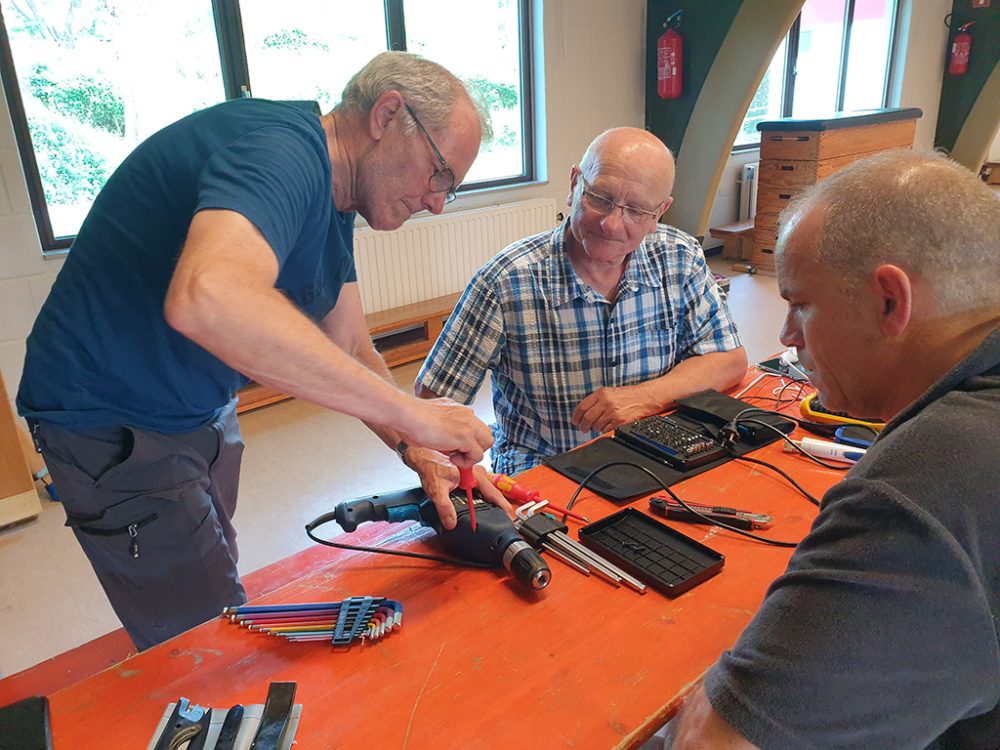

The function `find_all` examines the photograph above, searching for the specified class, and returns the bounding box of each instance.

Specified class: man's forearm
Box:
[641,348,748,411]
[349,340,413,455]
[168,280,413,432]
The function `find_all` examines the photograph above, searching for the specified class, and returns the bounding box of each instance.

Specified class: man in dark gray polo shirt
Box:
[668,150,1000,749]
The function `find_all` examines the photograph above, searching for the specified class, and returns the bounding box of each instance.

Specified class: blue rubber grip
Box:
[386,505,423,524]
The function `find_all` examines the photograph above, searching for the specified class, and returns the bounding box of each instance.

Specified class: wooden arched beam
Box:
[664,1,803,237]
[949,61,1000,172]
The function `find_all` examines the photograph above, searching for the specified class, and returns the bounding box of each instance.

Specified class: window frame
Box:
[732,0,899,153]
[0,0,535,253]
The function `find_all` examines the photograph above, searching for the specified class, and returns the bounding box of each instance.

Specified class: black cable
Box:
[561,460,800,548]
[304,519,498,569]
[732,455,822,507]
[774,379,807,408]
[728,409,852,472]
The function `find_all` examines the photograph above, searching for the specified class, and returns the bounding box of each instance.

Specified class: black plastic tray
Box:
[578,508,725,596]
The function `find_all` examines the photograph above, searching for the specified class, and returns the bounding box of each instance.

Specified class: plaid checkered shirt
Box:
[416,222,742,476]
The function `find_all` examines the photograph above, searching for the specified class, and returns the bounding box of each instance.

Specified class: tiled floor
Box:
[0,259,784,681]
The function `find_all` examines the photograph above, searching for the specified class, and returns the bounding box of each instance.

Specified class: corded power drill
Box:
[322,485,551,591]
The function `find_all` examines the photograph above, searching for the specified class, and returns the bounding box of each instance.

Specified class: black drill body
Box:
[331,486,550,590]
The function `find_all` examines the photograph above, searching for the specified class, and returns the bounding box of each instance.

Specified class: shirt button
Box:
[609,358,620,367]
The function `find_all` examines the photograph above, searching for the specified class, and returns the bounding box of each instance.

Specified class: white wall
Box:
[990,129,1000,162]
[0,85,58,403]
[0,0,647,402]
[703,0,952,248]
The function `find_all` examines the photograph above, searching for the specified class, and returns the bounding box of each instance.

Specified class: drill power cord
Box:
[305,511,498,569]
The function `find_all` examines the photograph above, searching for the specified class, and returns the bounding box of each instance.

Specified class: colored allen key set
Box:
[222,596,403,646]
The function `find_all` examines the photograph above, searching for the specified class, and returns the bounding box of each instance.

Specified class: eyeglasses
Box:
[405,104,457,204]
[579,176,662,225]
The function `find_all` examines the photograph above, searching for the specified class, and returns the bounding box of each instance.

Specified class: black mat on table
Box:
[543,391,794,501]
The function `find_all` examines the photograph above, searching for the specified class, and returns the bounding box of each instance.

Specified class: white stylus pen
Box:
[787,437,867,463]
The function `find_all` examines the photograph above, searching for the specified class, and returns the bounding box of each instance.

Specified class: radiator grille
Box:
[738,162,759,221]
[354,198,558,313]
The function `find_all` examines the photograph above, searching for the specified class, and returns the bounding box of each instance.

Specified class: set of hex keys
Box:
[222,596,403,646]
[515,501,647,593]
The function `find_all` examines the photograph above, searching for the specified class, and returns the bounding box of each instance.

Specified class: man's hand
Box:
[572,384,657,434]
[398,397,494,467]
[403,447,511,529]
[668,684,758,749]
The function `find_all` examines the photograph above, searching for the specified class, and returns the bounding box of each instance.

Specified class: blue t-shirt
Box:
[18,98,356,432]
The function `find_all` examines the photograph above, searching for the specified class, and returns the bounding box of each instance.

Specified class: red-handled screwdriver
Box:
[458,466,477,532]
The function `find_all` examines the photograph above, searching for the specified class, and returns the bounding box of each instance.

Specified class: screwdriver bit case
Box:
[545,389,795,500]
[578,509,724,596]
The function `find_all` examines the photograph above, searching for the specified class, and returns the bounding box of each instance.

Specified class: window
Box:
[734,0,898,148]
[0,0,534,252]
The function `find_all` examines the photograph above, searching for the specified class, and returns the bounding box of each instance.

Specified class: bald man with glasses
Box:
[416,127,748,475]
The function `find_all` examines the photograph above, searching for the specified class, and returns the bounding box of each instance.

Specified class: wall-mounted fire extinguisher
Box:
[947,21,975,76]
[657,10,683,100]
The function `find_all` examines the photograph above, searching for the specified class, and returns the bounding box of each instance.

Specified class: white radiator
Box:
[354,198,559,313]
[738,162,759,221]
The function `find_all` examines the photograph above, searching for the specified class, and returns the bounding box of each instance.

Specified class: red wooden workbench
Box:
[46,382,838,749]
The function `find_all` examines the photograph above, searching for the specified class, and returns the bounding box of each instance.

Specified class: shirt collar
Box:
[547,223,663,308]
[880,325,1000,440]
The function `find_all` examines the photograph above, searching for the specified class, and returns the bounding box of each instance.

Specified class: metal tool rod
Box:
[541,542,591,575]
[552,531,648,593]
[546,535,622,586]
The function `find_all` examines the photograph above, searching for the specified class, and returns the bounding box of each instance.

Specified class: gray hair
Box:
[336,51,492,142]
[777,149,1000,312]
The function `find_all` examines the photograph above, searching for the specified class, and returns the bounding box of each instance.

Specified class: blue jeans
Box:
[32,401,247,650]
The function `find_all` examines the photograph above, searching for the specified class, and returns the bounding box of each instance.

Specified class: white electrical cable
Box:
[735,372,768,398]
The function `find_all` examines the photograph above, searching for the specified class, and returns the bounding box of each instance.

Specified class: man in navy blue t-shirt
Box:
[17,51,504,650]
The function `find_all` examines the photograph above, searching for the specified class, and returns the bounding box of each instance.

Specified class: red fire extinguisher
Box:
[657,10,683,99]
[948,21,975,75]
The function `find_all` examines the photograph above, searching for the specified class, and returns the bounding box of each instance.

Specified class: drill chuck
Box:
[503,539,551,590]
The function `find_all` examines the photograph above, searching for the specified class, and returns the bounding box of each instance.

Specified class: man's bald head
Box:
[579,128,675,205]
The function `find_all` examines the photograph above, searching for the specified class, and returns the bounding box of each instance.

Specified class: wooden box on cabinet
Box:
[751,108,921,271]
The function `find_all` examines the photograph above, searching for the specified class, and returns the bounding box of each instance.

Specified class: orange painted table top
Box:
[48,386,838,749]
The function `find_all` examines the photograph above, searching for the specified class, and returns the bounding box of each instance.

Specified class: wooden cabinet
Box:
[751,108,922,271]
[0,371,41,529]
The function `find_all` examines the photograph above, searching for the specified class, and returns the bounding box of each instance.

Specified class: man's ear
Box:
[368,91,406,141]
[567,165,580,207]
[871,264,912,337]
[659,196,674,216]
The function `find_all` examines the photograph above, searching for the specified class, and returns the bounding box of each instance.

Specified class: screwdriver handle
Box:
[492,473,540,503]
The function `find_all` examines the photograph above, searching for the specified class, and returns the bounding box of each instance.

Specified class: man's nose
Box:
[599,207,628,234]
[424,192,446,215]
[779,314,802,349]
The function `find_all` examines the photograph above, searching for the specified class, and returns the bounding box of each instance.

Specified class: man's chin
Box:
[581,240,632,261]
[361,211,407,232]
[813,388,854,418]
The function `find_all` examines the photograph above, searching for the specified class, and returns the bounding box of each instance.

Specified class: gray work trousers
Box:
[32,400,247,650]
